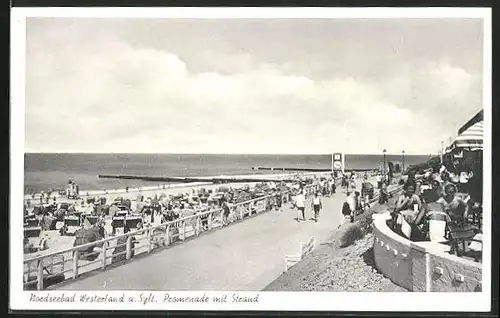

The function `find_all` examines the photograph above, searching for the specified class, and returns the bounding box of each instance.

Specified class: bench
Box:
[284,236,316,272]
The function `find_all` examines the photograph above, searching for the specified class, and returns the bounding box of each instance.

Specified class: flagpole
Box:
[342,153,345,175]
[331,153,334,173]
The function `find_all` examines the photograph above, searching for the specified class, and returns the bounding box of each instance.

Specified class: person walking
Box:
[311,192,322,222]
[347,191,356,223]
[339,191,355,226]
[350,173,357,191]
[222,199,231,226]
[295,190,306,222]
[376,172,383,189]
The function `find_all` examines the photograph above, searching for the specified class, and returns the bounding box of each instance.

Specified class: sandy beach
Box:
[23,171,331,202]
[23,171,337,263]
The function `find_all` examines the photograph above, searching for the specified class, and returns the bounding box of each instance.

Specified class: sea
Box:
[23,153,431,193]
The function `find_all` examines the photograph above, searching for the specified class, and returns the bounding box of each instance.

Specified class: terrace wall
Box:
[372,212,482,292]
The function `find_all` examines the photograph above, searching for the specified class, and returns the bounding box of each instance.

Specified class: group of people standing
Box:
[293,188,324,223]
[293,173,365,225]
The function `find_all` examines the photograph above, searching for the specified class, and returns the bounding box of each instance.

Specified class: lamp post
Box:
[382,149,387,179]
[402,150,405,174]
[441,141,444,162]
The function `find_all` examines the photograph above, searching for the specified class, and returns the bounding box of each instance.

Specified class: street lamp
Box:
[382,149,387,178]
[440,141,444,162]
[402,150,405,174]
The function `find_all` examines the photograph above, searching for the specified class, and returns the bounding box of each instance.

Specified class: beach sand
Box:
[23,172,336,262]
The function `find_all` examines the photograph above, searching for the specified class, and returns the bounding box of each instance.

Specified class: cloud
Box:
[24,18,483,155]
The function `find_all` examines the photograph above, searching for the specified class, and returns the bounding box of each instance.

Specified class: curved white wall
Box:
[372,212,482,292]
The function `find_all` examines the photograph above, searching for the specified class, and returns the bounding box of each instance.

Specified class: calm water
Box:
[24,153,430,193]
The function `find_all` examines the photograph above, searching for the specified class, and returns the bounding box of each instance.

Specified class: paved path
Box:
[57,180,370,291]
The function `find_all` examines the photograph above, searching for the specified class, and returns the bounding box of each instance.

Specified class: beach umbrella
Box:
[447,121,483,153]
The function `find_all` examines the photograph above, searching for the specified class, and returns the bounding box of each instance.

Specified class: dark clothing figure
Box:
[275,193,282,208]
[379,187,388,204]
[222,201,231,226]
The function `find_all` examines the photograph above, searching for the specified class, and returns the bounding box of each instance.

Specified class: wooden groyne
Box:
[97,174,298,184]
[252,167,375,172]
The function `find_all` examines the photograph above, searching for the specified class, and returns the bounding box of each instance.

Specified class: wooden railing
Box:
[23,183,320,290]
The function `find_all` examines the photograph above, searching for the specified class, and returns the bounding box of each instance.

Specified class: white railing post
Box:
[126,236,132,260]
[209,212,213,230]
[182,221,186,240]
[37,260,44,290]
[196,216,200,236]
[102,241,107,269]
[165,224,170,246]
[147,228,152,253]
[239,206,243,220]
[72,250,79,279]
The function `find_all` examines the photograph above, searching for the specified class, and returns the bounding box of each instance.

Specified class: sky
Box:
[24,17,484,154]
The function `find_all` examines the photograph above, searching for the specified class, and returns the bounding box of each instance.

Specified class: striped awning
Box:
[447,121,483,152]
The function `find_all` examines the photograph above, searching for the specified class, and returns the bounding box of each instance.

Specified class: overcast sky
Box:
[24,17,484,154]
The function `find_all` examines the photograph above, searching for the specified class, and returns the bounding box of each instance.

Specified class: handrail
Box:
[23,183,322,290]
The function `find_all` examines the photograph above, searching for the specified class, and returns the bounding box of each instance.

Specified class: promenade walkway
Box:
[56,179,370,291]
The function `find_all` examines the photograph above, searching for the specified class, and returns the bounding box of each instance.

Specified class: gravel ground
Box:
[264,191,408,292]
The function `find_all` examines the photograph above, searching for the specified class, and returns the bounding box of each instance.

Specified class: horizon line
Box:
[23,151,439,156]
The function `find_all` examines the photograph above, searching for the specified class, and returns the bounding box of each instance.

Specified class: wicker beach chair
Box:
[25,218,40,228]
[60,215,81,236]
[116,211,128,217]
[112,216,125,229]
[84,215,99,225]
[24,226,42,238]
[125,216,142,230]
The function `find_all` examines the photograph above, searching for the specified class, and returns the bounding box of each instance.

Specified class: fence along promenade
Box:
[24,183,321,290]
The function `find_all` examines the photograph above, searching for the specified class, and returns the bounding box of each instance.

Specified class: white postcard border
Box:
[10,7,492,312]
